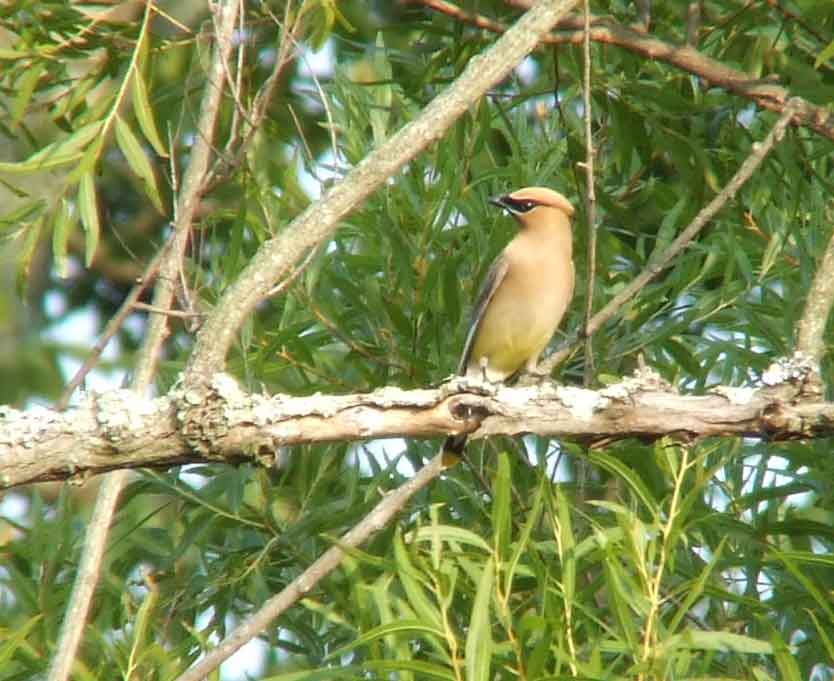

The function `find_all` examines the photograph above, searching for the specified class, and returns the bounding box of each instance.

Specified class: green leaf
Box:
[365,579,413,671]
[505,476,544,594]
[77,171,100,267]
[804,609,834,664]
[131,68,168,158]
[814,39,834,69]
[360,660,454,680]
[465,557,494,681]
[262,661,452,681]
[659,630,773,654]
[299,0,337,49]
[604,557,640,650]
[52,198,77,278]
[16,217,44,293]
[554,485,575,612]
[408,525,491,553]
[667,538,726,634]
[586,450,660,518]
[11,62,44,128]
[492,452,511,562]
[0,121,103,173]
[759,223,785,281]
[114,115,165,214]
[325,619,445,661]
[127,577,159,671]
[769,628,801,681]
[767,549,834,622]
[0,614,42,667]
[0,198,47,232]
[369,33,393,145]
[651,194,687,258]
[0,47,30,59]
[393,529,443,630]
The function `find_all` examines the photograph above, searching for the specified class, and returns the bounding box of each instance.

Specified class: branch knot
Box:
[175,374,245,456]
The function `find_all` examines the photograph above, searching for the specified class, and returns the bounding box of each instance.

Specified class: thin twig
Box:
[580,0,596,388]
[55,246,166,411]
[550,45,586,226]
[763,0,829,45]
[174,454,447,681]
[540,99,802,373]
[287,103,315,165]
[207,2,304,189]
[575,0,597,499]
[224,0,248,149]
[306,300,407,370]
[247,2,300,144]
[416,0,834,142]
[686,2,701,46]
[265,246,317,297]
[634,0,651,31]
[276,348,354,391]
[45,3,241,680]
[407,0,506,32]
[132,301,204,319]
[283,28,341,168]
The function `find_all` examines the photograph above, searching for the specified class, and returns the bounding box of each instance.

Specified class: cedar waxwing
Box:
[444,186,576,458]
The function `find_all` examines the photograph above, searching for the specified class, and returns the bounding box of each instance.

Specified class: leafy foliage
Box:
[1,1,834,680]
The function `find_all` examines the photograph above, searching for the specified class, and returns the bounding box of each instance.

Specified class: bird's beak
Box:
[489,195,510,210]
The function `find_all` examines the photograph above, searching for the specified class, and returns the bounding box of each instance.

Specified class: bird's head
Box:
[489,187,574,228]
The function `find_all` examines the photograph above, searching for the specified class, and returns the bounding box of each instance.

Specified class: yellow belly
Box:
[465,229,574,382]
[469,323,550,379]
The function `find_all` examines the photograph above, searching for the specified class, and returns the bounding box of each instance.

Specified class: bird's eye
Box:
[517,200,536,212]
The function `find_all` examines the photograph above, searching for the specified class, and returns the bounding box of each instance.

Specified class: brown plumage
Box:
[444,186,576,459]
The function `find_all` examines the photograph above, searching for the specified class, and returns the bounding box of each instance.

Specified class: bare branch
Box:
[185,0,584,382]
[131,301,204,319]
[55,246,165,411]
[3,363,830,491]
[207,1,306,188]
[540,99,802,374]
[634,0,651,31]
[46,3,241,680]
[581,0,596,387]
[796,229,834,368]
[686,1,701,46]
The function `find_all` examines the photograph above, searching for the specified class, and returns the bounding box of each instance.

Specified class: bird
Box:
[443,186,576,461]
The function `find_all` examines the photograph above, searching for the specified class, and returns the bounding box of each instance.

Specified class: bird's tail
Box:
[442,434,467,467]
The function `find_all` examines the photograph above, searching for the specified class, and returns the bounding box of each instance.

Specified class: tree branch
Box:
[542,16,832,142]
[55,245,164,411]
[184,0,584,382]
[580,0,596,387]
[415,0,834,142]
[46,3,241,680]
[173,451,448,681]
[540,98,802,373]
[206,1,305,190]
[3,361,830,491]
[796,226,834,368]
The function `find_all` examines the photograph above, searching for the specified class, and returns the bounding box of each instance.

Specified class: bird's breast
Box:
[468,246,574,380]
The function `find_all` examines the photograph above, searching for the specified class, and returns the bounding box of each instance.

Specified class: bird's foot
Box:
[515,369,552,387]
[439,374,500,398]
[461,373,501,396]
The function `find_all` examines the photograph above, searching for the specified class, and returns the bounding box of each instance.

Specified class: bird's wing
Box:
[457,254,509,374]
